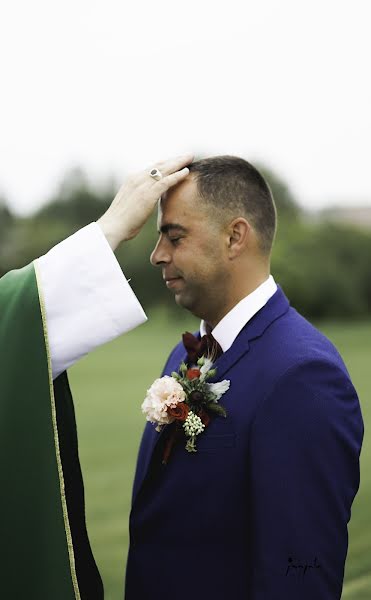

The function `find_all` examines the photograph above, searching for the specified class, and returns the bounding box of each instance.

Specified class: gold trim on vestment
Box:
[34,261,81,600]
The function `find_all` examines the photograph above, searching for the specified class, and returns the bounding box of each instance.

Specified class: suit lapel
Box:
[133,287,290,503]
[209,286,290,380]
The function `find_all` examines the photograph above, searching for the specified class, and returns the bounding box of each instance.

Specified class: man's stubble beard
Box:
[174,273,230,324]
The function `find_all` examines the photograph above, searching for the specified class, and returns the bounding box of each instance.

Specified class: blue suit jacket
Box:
[125,288,363,599]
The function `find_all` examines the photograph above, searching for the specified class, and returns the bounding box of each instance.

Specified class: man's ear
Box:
[226,218,251,258]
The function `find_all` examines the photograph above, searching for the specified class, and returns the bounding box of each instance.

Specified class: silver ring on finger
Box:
[149,168,163,181]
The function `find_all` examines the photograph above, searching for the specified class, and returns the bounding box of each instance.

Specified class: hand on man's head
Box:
[98,153,193,250]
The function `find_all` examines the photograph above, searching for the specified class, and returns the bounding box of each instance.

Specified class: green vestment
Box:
[0,263,102,599]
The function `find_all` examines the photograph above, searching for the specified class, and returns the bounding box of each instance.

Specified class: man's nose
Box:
[150,237,171,266]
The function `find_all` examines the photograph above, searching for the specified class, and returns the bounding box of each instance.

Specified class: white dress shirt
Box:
[200,275,277,352]
[36,222,147,380]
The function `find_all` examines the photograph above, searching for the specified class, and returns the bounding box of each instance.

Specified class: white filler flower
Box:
[183,411,205,437]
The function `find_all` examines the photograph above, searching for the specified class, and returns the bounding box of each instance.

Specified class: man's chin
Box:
[173,289,186,305]
[166,282,197,313]
[174,290,195,313]
[174,291,185,305]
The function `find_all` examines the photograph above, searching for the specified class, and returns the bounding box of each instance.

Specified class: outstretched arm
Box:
[36,154,193,379]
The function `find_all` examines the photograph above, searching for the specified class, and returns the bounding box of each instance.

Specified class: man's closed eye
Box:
[169,237,182,245]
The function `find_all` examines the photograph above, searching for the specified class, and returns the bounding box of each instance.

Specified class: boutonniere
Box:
[141,357,230,463]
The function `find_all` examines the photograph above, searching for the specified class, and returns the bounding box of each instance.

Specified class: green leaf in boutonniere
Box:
[205,402,227,418]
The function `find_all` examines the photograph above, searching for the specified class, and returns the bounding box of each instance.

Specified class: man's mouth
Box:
[164,276,183,289]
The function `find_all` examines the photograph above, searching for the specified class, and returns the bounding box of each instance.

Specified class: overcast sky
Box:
[1,0,370,215]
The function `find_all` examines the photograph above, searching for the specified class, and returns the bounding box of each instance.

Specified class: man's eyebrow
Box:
[159,223,189,234]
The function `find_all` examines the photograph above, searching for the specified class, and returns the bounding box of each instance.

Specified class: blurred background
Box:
[1,1,370,598]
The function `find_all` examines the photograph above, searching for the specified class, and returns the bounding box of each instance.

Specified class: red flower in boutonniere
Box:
[167,402,190,421]
[186,368,201,380]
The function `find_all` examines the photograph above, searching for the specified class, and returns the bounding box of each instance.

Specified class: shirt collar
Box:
[200,275,277,352]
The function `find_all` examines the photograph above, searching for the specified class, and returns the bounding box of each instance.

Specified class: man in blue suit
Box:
[125,156,363,599]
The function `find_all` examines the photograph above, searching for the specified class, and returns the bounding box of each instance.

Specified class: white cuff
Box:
[36,222,147,379]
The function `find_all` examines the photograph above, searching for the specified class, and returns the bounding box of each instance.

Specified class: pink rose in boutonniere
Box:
[141,356,230,463]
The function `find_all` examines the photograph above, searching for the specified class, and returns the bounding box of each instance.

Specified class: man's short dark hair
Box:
[188,155,277,255]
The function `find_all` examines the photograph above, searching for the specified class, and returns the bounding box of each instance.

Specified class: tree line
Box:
[1,166,370,320]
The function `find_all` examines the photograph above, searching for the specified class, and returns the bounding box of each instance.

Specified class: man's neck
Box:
[207,271,271,329]
[200,275,277,352]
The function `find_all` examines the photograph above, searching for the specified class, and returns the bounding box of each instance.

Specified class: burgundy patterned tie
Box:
[182,331,223,365]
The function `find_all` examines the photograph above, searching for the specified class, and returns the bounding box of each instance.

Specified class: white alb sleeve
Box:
[36,222,147,380]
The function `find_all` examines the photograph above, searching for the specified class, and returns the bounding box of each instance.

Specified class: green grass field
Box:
[68,312,371,600]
